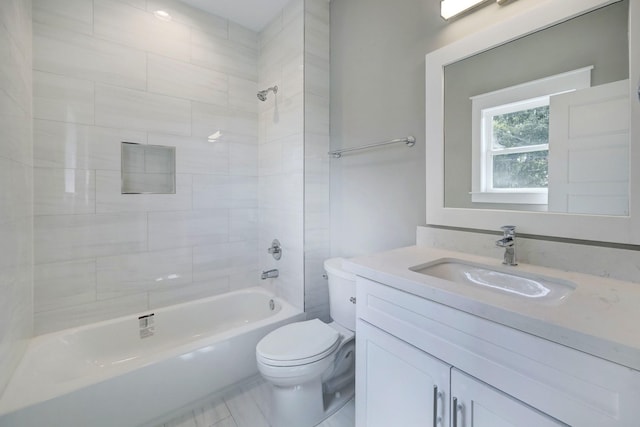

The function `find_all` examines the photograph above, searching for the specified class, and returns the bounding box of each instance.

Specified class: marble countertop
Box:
[344,245,640,371]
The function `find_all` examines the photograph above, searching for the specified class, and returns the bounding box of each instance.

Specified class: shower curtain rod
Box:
[328,136,416,158]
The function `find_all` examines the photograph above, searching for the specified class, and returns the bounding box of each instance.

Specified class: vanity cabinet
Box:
[355,277,640,427]
[450,369,564,427]
[356,320,450,427]
[357,321,563,427]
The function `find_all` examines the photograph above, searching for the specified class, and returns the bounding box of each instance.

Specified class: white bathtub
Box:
[0,287,304,427]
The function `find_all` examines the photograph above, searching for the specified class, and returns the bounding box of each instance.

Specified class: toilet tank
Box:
[324,258,356,331]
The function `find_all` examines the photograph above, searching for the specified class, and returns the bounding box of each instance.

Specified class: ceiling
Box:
[177,0,293,32]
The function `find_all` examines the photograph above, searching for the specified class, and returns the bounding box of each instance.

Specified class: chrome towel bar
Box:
[328,135,416,158]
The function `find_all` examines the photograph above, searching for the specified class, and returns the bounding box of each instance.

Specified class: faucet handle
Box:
[500,225,516,235]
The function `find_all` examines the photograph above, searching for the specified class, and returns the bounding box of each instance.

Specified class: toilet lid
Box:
[256,319,340,365]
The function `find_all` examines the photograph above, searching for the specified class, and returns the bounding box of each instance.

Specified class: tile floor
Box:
[158,377,355,427]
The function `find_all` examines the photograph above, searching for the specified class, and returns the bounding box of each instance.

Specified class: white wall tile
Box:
[259,10,283,49]
[305,93,330,135]
[305,8,330,62]
[34,259,96,312]
[94,0,192,62]
[303,0,330,319]
[0,0,32,395]
[260,95,303,143]
[95,84,191,135]
[147,0,229,39]
[27,0,319,333]
[34,167,96,215]
[229,142,258,177]
[96,171,192,213]
[34,293,149,335]
[283,0,304,28]
[258,141,282,176]
[33,0,93,35]
[96,247,193,299]
[147,54,228,105]
[148,277,230,309]
[0,25,31,112]
[148,209,229,250]
[192,240,258,283]
[148,133,230,175]
[259,173,303,212]
[230,208,259,242]
[0,0,32,56]
[229,76,258,113]
[192,101,258,141]
[33,71,94,125]
[34,120,145,170]
[0,89,32,165]
[34,23,147,90]
[193,175,258,210]
[229,22,259,50]
[230,268,261,291]
[191,29,258,81]
[114,0,146,9]
[34,213,148,264]
[0,148,32,227]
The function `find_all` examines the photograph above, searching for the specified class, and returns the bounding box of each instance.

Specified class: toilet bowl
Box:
[255,258,356,427]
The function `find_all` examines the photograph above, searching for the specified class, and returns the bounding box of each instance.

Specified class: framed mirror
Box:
[425,0,640,244]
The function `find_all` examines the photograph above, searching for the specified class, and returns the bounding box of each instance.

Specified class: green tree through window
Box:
[492,106,549,188]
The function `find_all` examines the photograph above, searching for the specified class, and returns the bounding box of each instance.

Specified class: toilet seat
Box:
[256,319,341,367]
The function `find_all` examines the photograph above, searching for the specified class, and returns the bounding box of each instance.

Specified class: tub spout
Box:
[261,269,279,280]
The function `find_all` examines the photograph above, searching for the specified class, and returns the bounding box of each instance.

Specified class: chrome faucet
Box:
[261,269,279,280]
[496,225,517,266]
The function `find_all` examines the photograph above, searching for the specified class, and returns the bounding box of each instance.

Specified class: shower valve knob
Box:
[268,239,282,260]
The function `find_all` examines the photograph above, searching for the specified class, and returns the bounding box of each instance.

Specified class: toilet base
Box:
[268,378,355,427]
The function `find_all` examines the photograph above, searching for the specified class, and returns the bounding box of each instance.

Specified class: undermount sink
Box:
[409,258,575,301]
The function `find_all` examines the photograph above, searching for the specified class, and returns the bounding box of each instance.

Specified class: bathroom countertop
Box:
[344,245,640,371]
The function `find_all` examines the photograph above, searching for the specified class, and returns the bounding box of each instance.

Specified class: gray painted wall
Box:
[330,0,552,257]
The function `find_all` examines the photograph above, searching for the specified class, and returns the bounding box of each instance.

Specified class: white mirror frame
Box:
[426,0,640,244]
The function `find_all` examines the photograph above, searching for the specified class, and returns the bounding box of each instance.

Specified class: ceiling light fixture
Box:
[441,0,513,20]
[153,10,172,22]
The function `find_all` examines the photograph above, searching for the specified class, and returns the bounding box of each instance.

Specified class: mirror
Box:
[426,0,640,243]
[121,142,176,194]
[444,0,628,215]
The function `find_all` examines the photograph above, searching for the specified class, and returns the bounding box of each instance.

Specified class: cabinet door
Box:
[451,369,566,427]
[356,320,450,427]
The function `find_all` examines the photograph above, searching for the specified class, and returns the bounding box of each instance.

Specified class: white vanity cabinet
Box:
[355,276,640,427]
[356,320,450,427]
[450,369,564,427]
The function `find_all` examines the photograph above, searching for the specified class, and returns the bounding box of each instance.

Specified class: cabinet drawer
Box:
[356,277,640,426]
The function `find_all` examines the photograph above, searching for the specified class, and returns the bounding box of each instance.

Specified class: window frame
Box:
[470,66,593,205]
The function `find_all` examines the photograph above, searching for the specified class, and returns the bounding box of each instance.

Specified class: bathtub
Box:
[0,287,304,427]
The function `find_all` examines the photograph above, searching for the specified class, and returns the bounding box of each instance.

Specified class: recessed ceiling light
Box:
[153,10,172,22]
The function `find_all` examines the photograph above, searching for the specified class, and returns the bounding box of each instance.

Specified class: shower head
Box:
[257,85,278,102]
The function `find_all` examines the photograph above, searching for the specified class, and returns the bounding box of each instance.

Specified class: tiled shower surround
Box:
[0,0,33,395]
[31,0,330,334]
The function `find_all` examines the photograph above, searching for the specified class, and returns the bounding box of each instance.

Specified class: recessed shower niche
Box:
[121,142,176,194]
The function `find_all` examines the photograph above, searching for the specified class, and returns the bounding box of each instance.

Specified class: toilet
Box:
[256,258,356,427]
